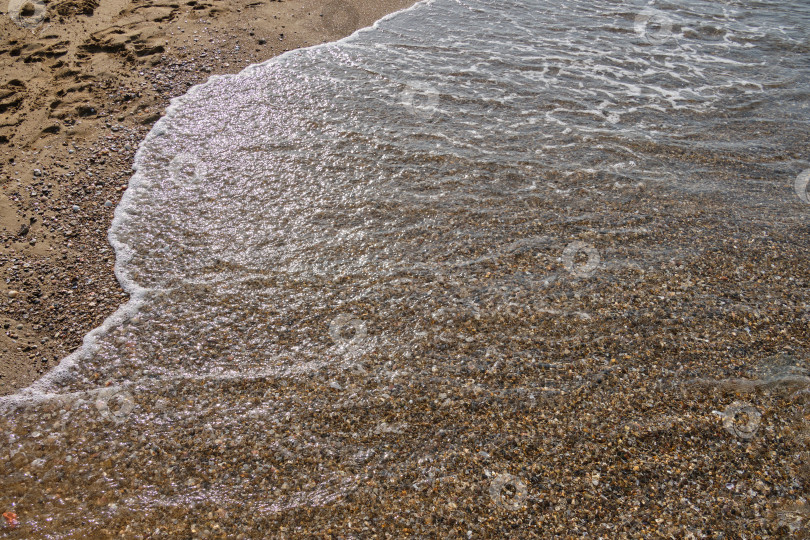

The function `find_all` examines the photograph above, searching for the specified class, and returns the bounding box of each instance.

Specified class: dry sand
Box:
[0,0,418,395]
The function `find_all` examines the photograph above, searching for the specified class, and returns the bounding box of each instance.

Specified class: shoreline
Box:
[1,0,809,535]
[0,0,419,396]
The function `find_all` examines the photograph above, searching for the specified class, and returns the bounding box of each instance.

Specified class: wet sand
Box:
[0,0,418,395]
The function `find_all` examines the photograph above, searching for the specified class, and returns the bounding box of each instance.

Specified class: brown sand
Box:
[0,0,418,396]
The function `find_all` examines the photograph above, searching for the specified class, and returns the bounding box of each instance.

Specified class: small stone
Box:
[72,205,80,212]
[33,168,42,176]
[104,201,113,208]
[8,290,19,298]
[329,381,342,391]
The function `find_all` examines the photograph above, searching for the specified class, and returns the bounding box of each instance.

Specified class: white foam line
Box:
[2,358,374,410]
[0,288,148,412]
[0,0,436,410]
[0,384,132,412]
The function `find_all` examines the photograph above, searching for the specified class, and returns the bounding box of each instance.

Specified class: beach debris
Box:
[721,401,761,440]
[2,512,18,529]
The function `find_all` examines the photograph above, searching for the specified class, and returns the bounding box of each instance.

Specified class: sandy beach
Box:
[1,0,809,536]
[0,0,418,395]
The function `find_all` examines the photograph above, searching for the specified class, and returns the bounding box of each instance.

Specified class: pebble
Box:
[3,7,804,540]
[33,168,42,177]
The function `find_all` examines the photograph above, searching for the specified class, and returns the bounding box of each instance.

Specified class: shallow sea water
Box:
[2,0,810,536]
